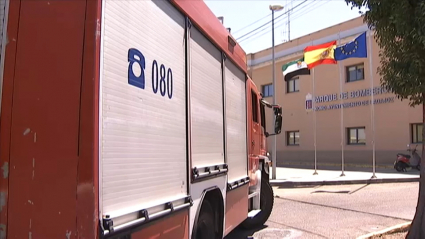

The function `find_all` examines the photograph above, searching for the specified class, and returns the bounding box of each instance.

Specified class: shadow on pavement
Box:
[224,225,268,239]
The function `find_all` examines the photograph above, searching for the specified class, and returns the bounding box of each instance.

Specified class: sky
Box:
[204,0,367,54]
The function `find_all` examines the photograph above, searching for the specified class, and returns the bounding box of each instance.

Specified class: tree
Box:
[344,0,425,238]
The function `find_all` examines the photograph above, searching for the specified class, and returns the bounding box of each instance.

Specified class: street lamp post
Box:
[269,4,283,180]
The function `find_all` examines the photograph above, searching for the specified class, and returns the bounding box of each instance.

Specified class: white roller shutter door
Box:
[225,60,248,182]
[100,0,187,218]
[189,27,224,167]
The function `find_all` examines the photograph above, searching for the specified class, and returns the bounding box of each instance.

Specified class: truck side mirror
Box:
[274,115,282,134]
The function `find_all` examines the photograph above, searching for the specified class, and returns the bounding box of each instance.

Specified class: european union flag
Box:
[334,32,367,61]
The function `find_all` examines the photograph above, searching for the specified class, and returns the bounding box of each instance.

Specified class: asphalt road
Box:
[225,182,419,239]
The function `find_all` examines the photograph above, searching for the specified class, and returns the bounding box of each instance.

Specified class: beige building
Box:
[247,16,422,167]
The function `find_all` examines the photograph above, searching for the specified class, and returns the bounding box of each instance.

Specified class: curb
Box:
[356,222,411,239]
[269,177,419,187]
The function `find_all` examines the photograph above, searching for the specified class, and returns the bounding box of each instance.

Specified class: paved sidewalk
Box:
[269,166,420,187]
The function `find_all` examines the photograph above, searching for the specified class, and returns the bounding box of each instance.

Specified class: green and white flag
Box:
[282,58,311,82]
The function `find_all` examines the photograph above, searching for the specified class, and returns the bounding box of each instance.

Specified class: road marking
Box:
[265,222,328,238]
[250,228,304,239]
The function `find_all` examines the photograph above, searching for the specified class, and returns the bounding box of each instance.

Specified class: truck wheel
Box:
[194,200,217,239]
[240,179,274,229]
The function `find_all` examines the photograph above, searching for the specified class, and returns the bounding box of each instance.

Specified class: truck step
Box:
[248,192,259,199]
[247,209,261,218]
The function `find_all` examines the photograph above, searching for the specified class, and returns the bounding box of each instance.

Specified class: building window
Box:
[347,127,366,145]
[411,123,423,143]
[346,63,364,82]
[262,84,273,97]
[287,77,299,93]
[287,131,300,146]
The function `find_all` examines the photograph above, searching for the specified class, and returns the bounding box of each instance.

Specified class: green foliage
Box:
[345,0,425,106]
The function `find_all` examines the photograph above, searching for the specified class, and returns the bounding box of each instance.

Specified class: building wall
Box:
[248,16,422,167]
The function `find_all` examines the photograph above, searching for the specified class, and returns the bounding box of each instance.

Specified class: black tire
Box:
[240,177,274,229]
[394,162,404,172]
[194,200,217,239]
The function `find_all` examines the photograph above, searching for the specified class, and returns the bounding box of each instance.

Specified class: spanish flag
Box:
[303,41,337,69]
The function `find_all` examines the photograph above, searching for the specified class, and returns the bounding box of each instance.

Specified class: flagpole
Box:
[313,67,318,175]
[338,32,345,177]
[368,30,377,179]
[304,39,341,176]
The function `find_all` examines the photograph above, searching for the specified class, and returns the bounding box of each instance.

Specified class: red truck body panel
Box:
[0,0,257,238]
[0,0,102,238]
[247,78,262,187]
[132,209,189,239]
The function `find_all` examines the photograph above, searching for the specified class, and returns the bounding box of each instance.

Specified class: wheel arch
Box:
[258,155,270,184]
[191,186,224,239]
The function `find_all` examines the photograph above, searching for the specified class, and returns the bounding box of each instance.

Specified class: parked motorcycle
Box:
[394,144,421,172]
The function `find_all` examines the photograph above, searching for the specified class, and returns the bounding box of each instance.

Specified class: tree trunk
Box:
[406,99,425,239]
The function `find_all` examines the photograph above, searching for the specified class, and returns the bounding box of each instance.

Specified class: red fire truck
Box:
[0,0,282,238]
